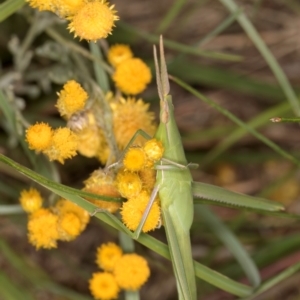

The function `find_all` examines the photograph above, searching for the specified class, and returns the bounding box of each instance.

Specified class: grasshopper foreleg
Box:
[132,184,160,240]
[156,158,199,170]
[105,129,152,173]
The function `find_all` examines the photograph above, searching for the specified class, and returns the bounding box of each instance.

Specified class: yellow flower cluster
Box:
[108,44,152,95]
[114,139,164,233]
[26,0,118,41]
[67,93,156,164]
[83,169,121,213]
[54,79,156,164]
[19,188,90,249]
[110,97,156,150]
[89,242,150,299]
[26,123,78,164]
[26,80,89,164]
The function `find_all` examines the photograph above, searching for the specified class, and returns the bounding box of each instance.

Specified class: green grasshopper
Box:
[151,39,197,299]
[129,37,197,299]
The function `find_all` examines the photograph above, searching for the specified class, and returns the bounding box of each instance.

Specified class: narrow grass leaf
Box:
[0,271,34,300]
[155,0,187,34]
[195,205,261,287]
[0,0,25,22]
[244,262,300,300]
[89,42,110,93]
[119,22,243,61]
[197,8,242,46]
[219,0,300,115]
[201,102,291,167]
[171,76,300,168]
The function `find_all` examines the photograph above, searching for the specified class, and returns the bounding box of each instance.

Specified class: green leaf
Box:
[244,262,300,300]
[192,181,285,212]
[0,153,122,203]
[195,205,261,287]
[0,0,25,23]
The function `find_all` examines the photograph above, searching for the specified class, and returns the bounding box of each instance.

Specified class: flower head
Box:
[43,127,78,164]
[84,185,121,213]
[76,126,101,158]
[26,0,54,11]
[68,0,119,42]
[96,242,123,271]
[123,147,147,171]
[111,97,156,149]
[138,168,156,192]
[54,0,86,17]
[108,44,133,67]
[121,190,160,233]
[114,254,150,290]
[26,122,53,152]
[89,272,119,300]
[28,208,59,249]
[84,170,121,213]
[57,212,82,241]
[19,188,43,213]
[115,170,142,198]
[56,80,88,119]
[54,198,90,231]
[143,139,164,162]
[113,58,152,95]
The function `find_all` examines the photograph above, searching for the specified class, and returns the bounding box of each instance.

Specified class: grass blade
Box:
[171,76,300,168]
[219,0,300,115]
[244,262,300,300]
[0,0,24,22]
[195,205,261,287]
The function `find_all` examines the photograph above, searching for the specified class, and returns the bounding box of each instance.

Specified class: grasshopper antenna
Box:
[154,35,170,102]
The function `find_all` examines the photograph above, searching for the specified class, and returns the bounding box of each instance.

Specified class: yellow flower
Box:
[114,254,150,290]
[68,110,110,163]
[26,0,54,11]
[57,212,82,241]
[43,127,78,164]
[54,0,86,17]
[96,242,123,271]
[84,186,121,214]
[56,80,88,119]
[89,272,119,300]
[121,190,160,233]
[111,97,156,149]
[76,127,110,164]
[143,139,164,162]
[19,188,43,213]
[76,126,101,158]
[115,170,142,199]
[84,170,121,213]
[26,122,53,152]
[123,147,147,172]
[95,141,110,165]
[28,208,59,249]
[112,58,151,95]
[54,198,90,231]
[138,168,156,192]
[68,0,119,42]
[108,44,133,67]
